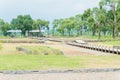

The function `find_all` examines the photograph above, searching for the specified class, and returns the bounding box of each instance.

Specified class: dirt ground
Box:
[0,72,120,80]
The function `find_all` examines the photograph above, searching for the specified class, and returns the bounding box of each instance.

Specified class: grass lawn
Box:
[0,54,120,70]
[0,43,120,70]
[54,35,118,41]
[92,41,120,47]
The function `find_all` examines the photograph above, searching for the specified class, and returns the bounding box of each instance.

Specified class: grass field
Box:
[54,35,118,41]
[92,41,120,47]
[0,54,120,70]
[0,42,120,70]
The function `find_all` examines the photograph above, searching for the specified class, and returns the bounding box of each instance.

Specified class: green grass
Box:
[93,41,120,46]
[0,54,84,70]
[0,54,120,70]
[80,35,114,40]
[54,35,118,42]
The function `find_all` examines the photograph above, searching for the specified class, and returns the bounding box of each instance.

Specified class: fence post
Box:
[109,47,111,53]
[113,47,114,54]
[117,47,118,55]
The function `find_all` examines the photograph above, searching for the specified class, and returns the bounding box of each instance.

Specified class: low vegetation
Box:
[18,46,63,55]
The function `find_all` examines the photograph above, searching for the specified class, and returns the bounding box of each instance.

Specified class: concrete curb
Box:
[0,68,120,74]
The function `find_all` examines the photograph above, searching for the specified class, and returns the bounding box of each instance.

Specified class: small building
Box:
[7,29,45,37]
[7,30,22,37]
[28,30,45,37]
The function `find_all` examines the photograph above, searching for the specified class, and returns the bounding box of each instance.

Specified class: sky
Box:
[0,0,101,23]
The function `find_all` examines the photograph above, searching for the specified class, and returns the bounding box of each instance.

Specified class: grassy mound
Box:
[18,46,63,55]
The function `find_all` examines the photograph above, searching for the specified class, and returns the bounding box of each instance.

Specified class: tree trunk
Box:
[68,32,70,37]
[22,30,26,37]
[113,13,117,38]
[112,4,117,38]
[62,31,65,36]
[98,22,101,40]
[80,26,82,36]
[77,30,79,36]
[52,28,55,36]
[92,30,96,36]
[47,28,50,37]
[98,30,101,40]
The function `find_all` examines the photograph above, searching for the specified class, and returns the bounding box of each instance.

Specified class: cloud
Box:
[0,0,101,22]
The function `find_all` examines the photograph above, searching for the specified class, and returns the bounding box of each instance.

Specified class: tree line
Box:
[0,0,120,39]
[0,15,49,36]
[52,0,120,39]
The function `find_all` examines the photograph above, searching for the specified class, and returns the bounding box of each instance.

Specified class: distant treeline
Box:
[0,14,49,36]
[0,0,120,39]
[52,0,120,39]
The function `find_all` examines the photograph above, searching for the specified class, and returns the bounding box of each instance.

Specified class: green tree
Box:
[0,19,10,36]
[93,6,106,39]
[52,19,60,36]
[32,19,49,36]
[75,14,83,36]
[100,0,120,38]
[11,15,33,36]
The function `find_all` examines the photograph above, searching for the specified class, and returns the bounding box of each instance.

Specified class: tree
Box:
[92,5,106,40]
[52,19,60,36]
[44,21,49,36]
[32,19,49,36]
[65,18,73,36]
[81,9,92,36]
[0,19,10,36]
[56,19,66,36]
[100,0,120,38]
[11,15,33,36]
[87,15,96,36]
[116,3,120,35]
[75,14,83,36]
[23,15,33,33]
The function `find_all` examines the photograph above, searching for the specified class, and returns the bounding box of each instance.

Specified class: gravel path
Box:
[0,72,120,80]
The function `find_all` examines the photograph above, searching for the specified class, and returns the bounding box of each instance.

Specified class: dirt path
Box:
[0,72,120,80]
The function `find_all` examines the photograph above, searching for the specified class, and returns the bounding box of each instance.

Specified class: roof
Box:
[7,30,22,33]
[29,30,39,32]
[7,30,45,33]
[29,30,45,33]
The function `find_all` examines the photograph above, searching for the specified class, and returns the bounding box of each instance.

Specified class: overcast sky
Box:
[0,0,101,23]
